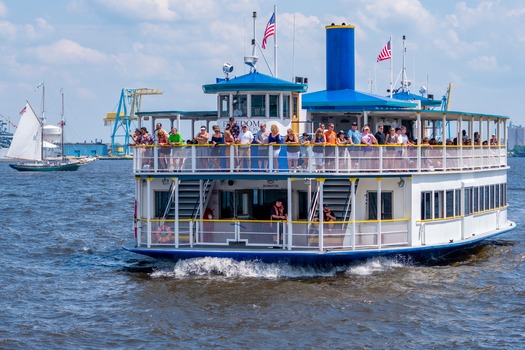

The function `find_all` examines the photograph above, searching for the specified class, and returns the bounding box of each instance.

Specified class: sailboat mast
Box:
[37,82,45,162]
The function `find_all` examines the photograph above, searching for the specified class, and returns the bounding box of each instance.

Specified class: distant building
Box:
[64,142,109,157]
[507,125,525,150]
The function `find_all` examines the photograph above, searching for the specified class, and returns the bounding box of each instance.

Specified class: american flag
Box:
[262,12,275,49]
[376,40,392,62]
[19,106,26,115]
[57,121,65,127]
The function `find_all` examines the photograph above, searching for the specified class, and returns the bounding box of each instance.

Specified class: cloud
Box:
[0,20,16,40]
[25,18,53,40]
[95,0,180,21]
[0,1,6,17]
[467,55,510,72]
[32,39,108,65]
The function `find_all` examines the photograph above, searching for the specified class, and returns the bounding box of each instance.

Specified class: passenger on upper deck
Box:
[268,125,281,172]
[157,129,170,170]
[324,123,337,171]
[285,128,300,172]
[347,121,362,145]
[236,123,253,171]
[226,116,240,139]
[300,132,311,172]
[195,126,210,170]
[210,125,224,169]
[336,130,349,170]
[490,134,498,145]
[374,125,386,145]
[154,123,167,143]
[312,128,326,172]
[131,128,142,145]
[168,127,184,171]
[255,123,269,171]
[224,130,234,169]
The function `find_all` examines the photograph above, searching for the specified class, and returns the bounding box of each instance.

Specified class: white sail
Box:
[7,102,42,161]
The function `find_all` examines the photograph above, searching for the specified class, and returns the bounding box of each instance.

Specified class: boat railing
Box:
[137,218,410,251]
[132,144,507,174]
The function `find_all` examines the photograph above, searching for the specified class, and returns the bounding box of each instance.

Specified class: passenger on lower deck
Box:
[270,200,287,220]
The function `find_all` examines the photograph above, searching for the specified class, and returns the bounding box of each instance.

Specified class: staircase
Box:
[309,179,358,222]
[162,180,214,220]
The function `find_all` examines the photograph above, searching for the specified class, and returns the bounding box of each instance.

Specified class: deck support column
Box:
[175,178,180,248]
[146,177,152,248]
[318,179,325,251]
[442,114,447,169]
[199,180,204,244]
[377,178,382,249]
[350,179,356,251]
[287,177,292,250]
[416,112,421,172]
[459,117,463,169]
[135,177,141,246]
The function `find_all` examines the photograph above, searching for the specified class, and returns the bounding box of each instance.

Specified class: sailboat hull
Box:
[9,163,80,171]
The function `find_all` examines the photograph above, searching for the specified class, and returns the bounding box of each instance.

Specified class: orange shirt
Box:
[325,130,337,145]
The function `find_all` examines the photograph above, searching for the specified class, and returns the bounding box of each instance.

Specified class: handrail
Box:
[132,143,507,174]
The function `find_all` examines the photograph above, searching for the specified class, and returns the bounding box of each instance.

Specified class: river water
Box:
[0,159,523,349]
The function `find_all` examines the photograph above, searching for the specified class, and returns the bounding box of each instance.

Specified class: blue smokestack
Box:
[326,24,355,91]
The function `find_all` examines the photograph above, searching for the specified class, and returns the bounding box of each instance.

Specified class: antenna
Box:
[245,11,259,72]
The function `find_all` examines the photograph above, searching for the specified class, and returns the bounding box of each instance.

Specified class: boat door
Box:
[235,190,253,219]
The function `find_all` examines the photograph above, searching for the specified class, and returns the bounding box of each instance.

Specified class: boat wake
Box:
[149,256,410,279]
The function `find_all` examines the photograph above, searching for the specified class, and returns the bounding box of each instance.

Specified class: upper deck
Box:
[133,143,507,177]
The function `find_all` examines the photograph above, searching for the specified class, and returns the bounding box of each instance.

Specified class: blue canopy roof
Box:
[202,71,308,94]
[391,91,442,108]
[302,89,418,111]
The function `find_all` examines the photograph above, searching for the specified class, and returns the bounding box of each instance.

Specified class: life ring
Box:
[154,224,173,243]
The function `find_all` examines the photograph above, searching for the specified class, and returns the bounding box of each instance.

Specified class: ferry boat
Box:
[124,23,515,265]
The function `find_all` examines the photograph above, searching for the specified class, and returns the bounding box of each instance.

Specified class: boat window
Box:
[495,184,500,208]
[283,95,290,119]
[220,95,230,118]
[421,192,432,220]
[154,191,171,218]
[446,190,454,218]
[367,191,392,220]
[503,183,507,206]
[251,95,266,117]
[455,189,461,216]
[292,95,298,120]
[220,191,235,218]
[489,185,495,209]
[233,95,247,118]
[484,186,490,211]
[269,95,279,118]
[434,191,444,219]
[472,187,479,213]
[478,186,484,212]
[464,188,473,216]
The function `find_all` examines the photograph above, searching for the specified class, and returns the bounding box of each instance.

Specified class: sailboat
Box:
[7,85,81,171]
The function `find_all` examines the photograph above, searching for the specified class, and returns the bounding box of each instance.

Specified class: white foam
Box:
[150,257,341,279]
[345,258,406,276]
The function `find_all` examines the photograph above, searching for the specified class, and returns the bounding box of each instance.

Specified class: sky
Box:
[1,0,524,143]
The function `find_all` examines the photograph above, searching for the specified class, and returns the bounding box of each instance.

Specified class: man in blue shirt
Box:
[347,121,361,144]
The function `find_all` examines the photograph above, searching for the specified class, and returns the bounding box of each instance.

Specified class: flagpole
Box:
[389,35,393,98]
[273,5,277,77]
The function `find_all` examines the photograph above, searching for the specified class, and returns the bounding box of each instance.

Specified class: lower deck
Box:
[133,169,510,255]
